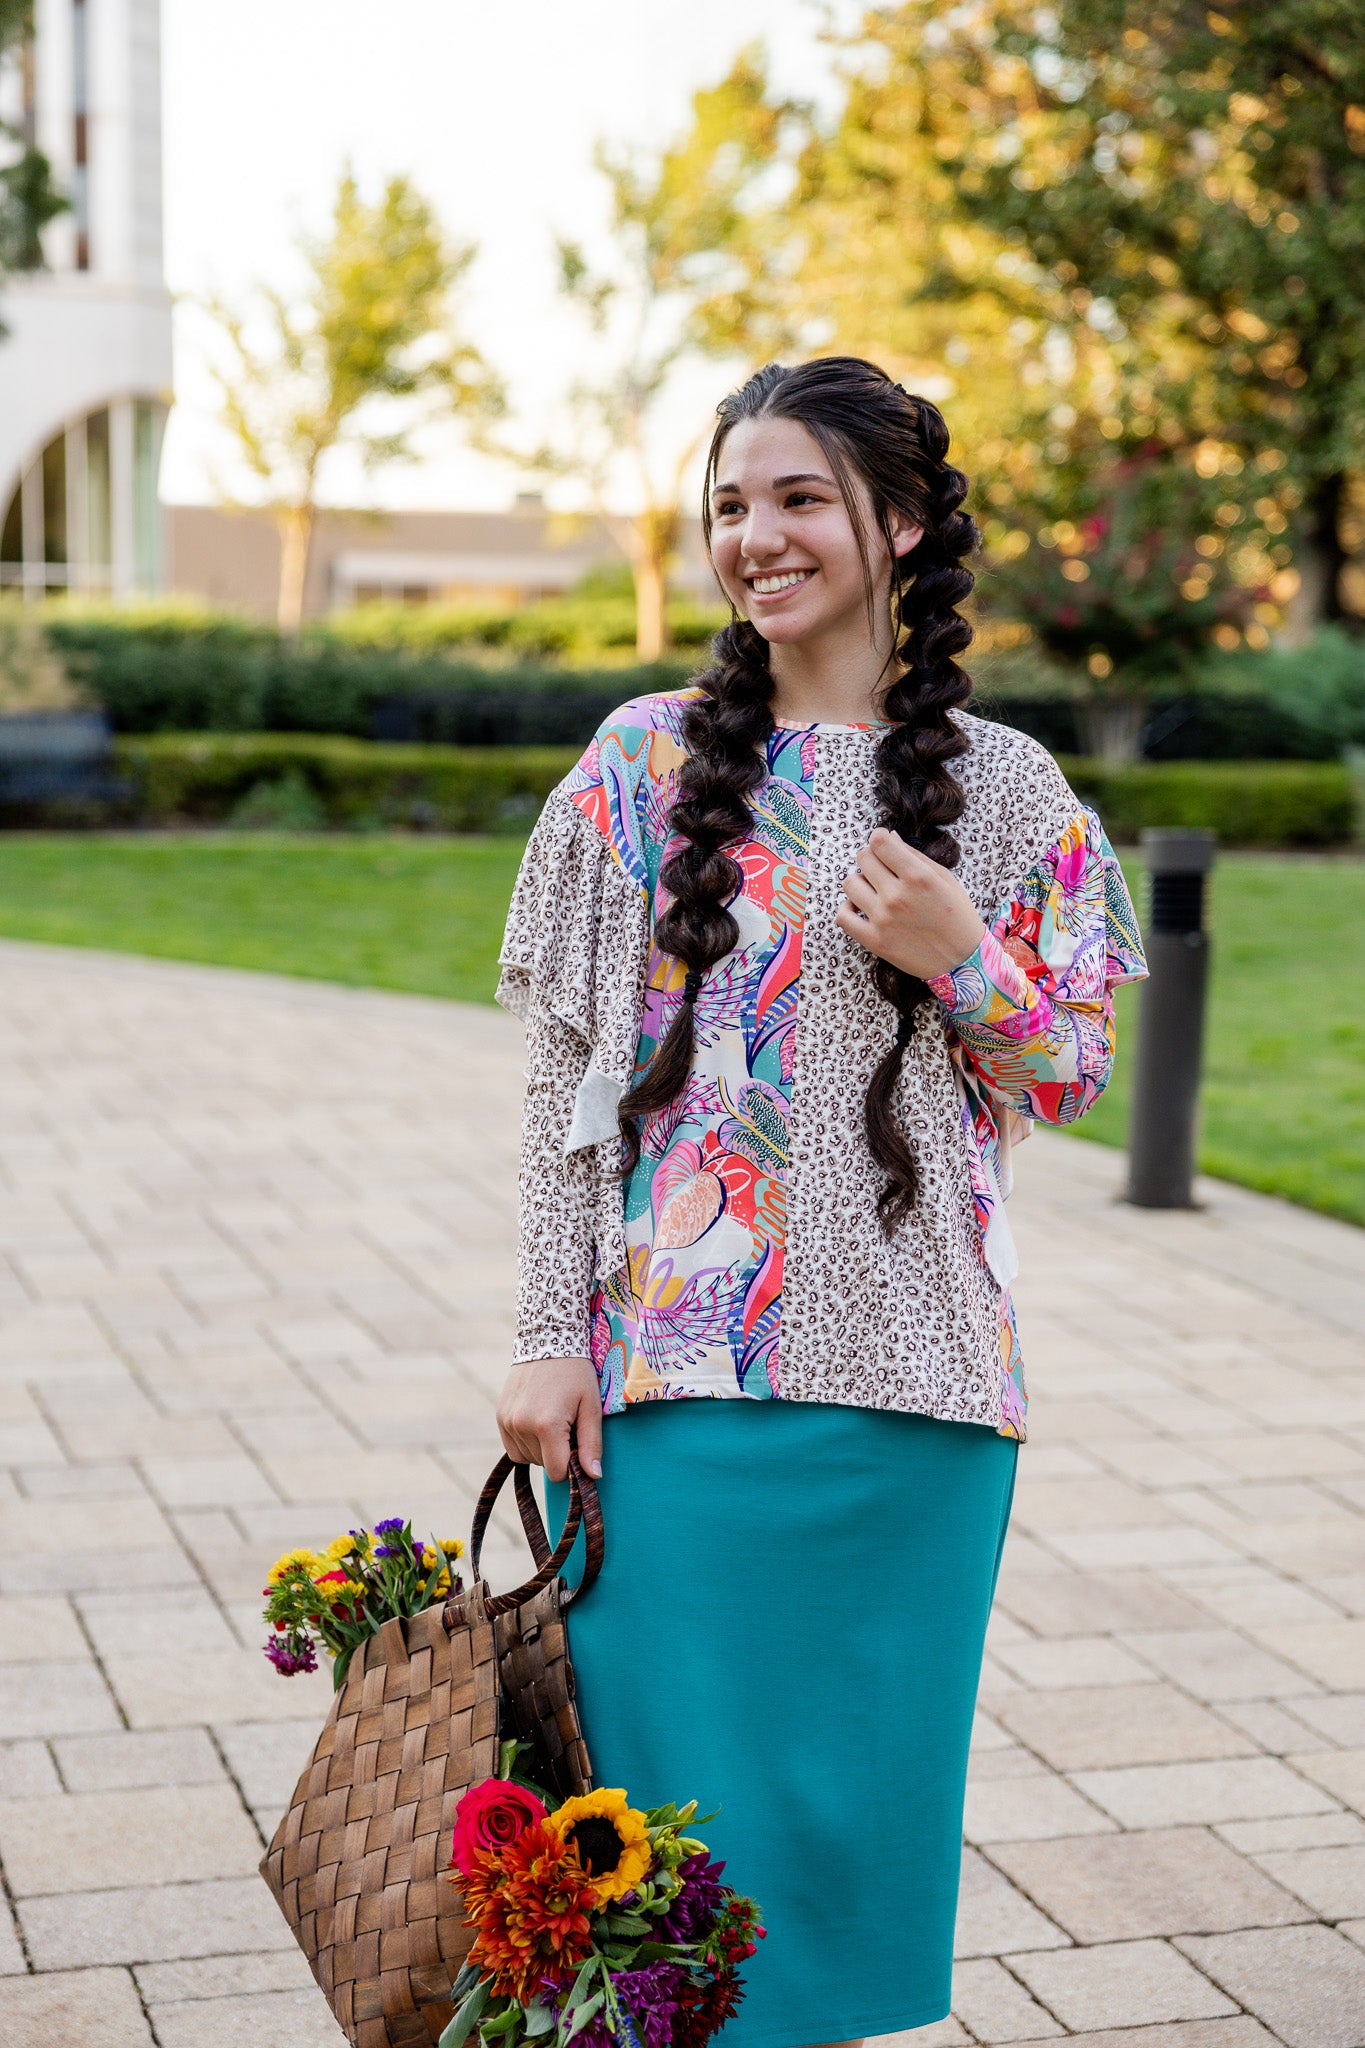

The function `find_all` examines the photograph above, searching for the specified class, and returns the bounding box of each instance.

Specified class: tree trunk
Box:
[1075,691,1148,766]
[1280,472,1347,647]
[632,506,677,662]
[633,550,668,663]
[276,502,316,634]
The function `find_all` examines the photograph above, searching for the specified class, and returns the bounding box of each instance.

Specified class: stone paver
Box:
[0,939,1362,2046]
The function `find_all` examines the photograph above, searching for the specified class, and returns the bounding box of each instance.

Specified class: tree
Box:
[937,0,1365,631]
[0,0,67,289]
[206,171,502,630]
[538,51,795,660]
[659,12,1303,749]
[989,446,1261,758]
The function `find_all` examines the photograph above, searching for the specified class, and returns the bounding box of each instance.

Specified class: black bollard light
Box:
[1126,827,1217,1209]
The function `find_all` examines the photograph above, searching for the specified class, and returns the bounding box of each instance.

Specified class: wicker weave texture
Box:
[260,1590,498,2048]
[495,1583,592,1803]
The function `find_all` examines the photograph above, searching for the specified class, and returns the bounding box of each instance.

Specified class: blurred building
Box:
[168,498,715,618]
[0,0,172,598]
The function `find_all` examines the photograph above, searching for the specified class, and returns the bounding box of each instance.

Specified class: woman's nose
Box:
[741,510,787,562]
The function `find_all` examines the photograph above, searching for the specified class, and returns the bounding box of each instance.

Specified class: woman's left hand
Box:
[837,827,987,981]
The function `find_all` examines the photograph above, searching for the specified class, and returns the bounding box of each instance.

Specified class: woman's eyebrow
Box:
[711,471,836,496]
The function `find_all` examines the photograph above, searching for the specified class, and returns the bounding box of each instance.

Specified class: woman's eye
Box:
[714,500,743,518]
[785,492,818,507]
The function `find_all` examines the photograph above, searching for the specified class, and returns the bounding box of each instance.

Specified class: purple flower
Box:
[614,1963,688,2048]
[263,1633,317,1677]
[657,1855,726,1944]
[373,1517,406,1537]
[373,1546,400,1559]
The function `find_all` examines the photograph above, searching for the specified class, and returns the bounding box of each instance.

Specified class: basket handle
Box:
[457,1451,603,1621]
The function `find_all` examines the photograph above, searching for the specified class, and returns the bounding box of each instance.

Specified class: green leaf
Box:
[603,1914,651,1938]
[565,1958,601,2011]
[438,1976,489,2048]
[498,1736,519,1780]
[565,1993,604,2042]
[523,2003,556,2037]
[481,2003,522,2039]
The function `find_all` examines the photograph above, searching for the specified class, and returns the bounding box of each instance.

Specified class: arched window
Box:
[0,399,167,597]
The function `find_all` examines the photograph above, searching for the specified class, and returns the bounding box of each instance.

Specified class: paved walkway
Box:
[0,941,1364,2048]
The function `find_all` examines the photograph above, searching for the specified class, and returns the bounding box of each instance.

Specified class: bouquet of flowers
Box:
[260,1516,465,1689]
[440,1763,764,2048]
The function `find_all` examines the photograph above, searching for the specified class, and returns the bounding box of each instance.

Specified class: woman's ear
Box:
[891,518,925,561]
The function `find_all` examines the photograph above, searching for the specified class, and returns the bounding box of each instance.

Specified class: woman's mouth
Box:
[746,568,816,601]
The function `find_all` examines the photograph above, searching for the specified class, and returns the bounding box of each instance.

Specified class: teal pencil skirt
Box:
[546,1399,1017,2048]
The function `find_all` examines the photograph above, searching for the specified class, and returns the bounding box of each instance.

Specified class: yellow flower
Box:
[548,1789,652,1903]
[323,1534,360,1563]
[439,1539,465,1559]
[432,1569,451,1596]
[266,1548,320,1586]
[314,1576,366,1605]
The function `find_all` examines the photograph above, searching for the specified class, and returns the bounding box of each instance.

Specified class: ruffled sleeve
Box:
[495,772,653,1363]
[927,806,1147,1125]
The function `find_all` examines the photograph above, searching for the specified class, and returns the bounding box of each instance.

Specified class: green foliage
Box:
[226,768,330,833]
[97,733,1356,846]
[116,733,580,833]
[41,608,693,739]
[972,3,1365,490]
[991,451,1258,681]
[205,170,503,626]
[1200,627,1365,749]
[0,604,84,710]
[662,10,1317,636]
[209,170,503,494]
[1058,756,1353,847]
[933,0,1365,612]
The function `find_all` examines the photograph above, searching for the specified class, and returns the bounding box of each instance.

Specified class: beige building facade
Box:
[167,501,715,621]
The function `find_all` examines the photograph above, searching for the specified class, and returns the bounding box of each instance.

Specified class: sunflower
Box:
[323,1533,360,1564]
[547,1788,653,1903]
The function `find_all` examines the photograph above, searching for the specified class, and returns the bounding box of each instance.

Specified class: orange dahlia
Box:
[458,1819,597,2002]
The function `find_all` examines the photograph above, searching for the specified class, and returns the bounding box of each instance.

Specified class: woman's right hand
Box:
[496,1357,603,1482]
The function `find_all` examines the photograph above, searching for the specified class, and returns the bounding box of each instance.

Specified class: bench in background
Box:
[0,710,131,809]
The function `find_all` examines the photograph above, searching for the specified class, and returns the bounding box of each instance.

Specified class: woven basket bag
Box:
[260,1454,604,2048]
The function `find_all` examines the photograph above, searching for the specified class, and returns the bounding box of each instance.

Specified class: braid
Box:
[865,415,978,1235]
[618,356,978,1235]
[616,619,774,1174]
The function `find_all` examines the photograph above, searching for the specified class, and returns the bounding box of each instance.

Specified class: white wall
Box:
[0,0,172,582]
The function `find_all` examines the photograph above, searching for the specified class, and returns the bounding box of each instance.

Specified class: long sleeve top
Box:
[497,690,1146,1440]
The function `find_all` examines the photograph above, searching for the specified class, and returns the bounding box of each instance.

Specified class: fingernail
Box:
[586,1457,602,1478]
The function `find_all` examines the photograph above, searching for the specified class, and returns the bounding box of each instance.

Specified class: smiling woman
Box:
[494,357,1147,2048]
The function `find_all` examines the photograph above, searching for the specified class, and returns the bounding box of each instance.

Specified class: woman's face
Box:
[707,415,922,649]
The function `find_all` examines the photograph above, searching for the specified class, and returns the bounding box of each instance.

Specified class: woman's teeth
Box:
[750,570,812,594]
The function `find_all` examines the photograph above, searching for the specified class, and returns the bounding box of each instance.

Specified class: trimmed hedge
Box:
[107,733,1356,847]
[39,610,1351,760]
[1056,757,1354,849]
[115,733,580,833]
[47,612,692,741]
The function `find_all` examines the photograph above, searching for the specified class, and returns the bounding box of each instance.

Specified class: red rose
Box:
[450,1779,548,1875]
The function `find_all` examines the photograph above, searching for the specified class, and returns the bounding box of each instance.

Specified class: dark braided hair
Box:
[617,356,979,1235]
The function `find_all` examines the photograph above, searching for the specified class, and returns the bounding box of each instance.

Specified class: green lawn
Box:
[0,834,527,1005]
[1074,855,1365,1227]
[0,836,1360,1227]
